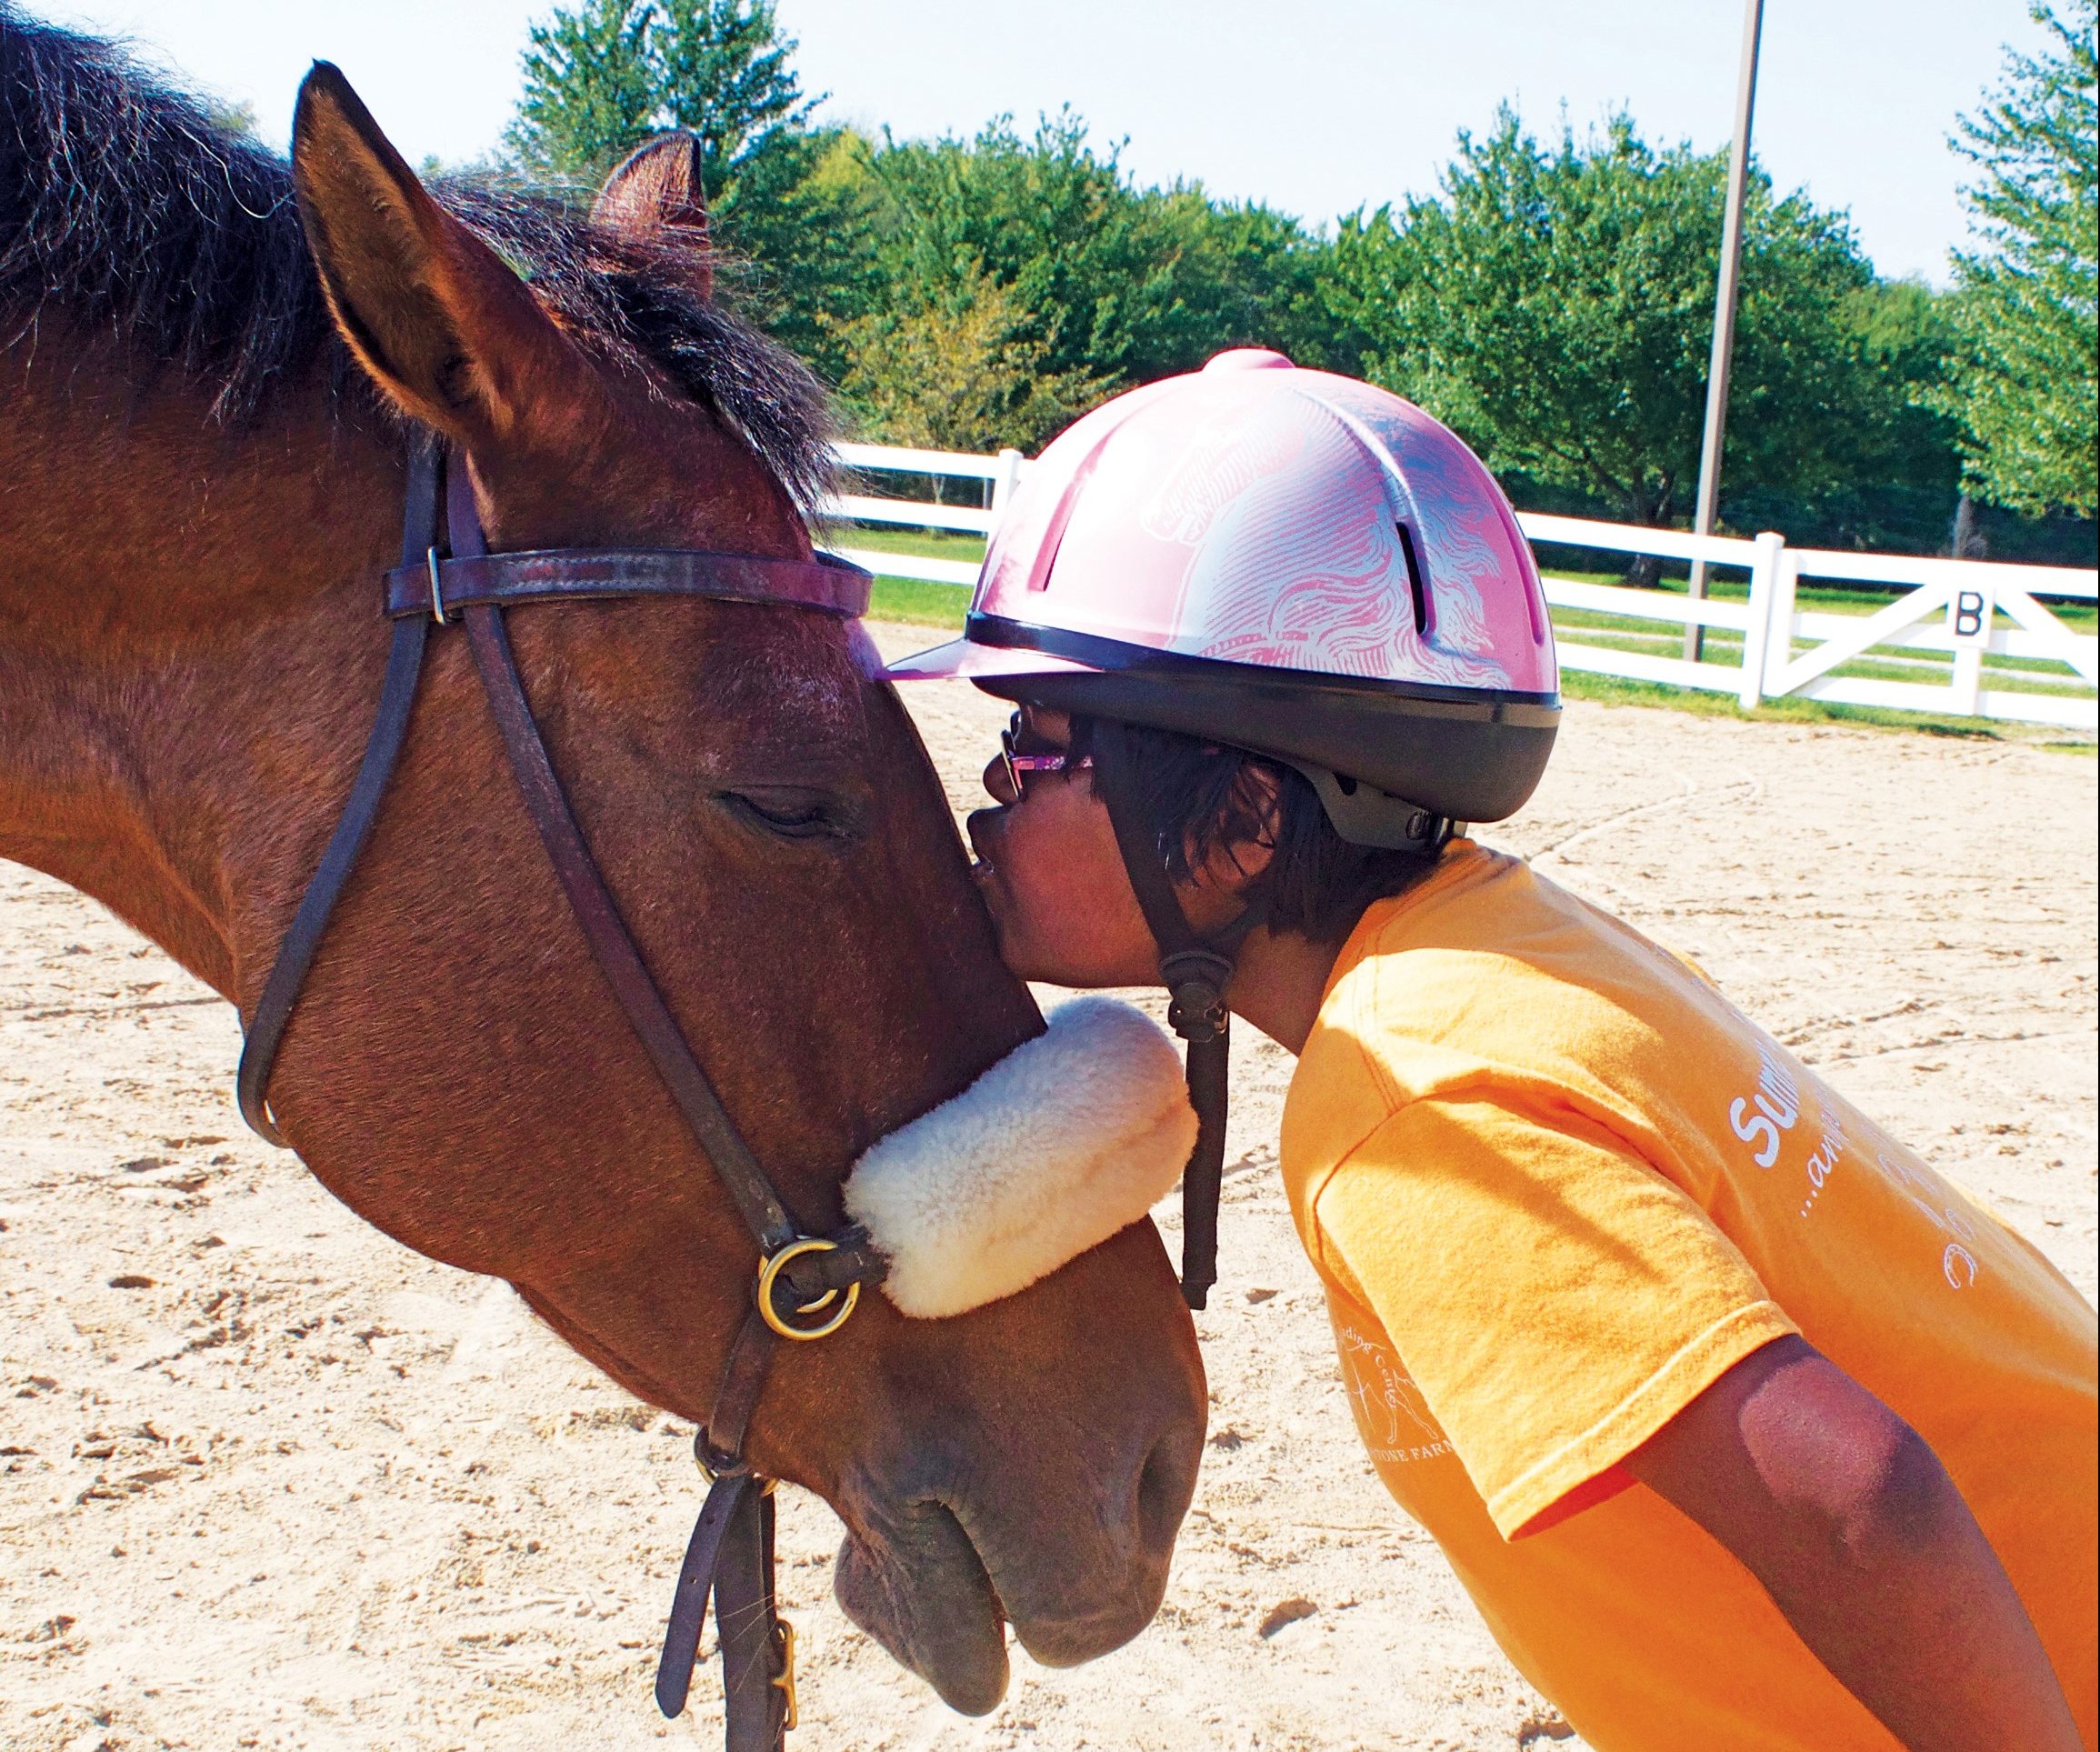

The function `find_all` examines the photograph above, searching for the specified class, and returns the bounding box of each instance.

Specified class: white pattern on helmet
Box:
[1275,387,1512,688]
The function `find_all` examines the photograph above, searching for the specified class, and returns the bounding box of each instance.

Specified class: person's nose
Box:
[983,751,1018,806]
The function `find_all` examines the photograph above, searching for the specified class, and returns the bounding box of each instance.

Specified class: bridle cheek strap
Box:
[235,448,441,1146]
[234,435,883,1752]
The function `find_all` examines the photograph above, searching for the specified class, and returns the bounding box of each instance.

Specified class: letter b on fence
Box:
[1949,587,1994,646]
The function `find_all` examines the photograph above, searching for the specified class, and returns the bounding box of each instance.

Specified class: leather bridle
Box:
[236,435,888,1751]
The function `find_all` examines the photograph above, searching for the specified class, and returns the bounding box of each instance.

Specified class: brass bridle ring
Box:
[757,1238,860,1342]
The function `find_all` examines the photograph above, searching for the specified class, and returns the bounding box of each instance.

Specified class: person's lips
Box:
[965,809,1005,887]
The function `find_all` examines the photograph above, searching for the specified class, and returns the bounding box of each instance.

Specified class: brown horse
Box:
[0,15,1204,1718]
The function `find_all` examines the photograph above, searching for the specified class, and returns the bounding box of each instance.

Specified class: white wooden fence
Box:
[826,444,2100,733]
[828,442,1024,586]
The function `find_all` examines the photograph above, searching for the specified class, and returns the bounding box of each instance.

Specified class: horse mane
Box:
[0,7,835,510]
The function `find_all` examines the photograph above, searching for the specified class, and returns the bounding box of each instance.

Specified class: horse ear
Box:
[289,62,585,441]
[593,134,713,300]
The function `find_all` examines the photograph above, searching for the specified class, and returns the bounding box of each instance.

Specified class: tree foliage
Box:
[710,111,1337,445]
[854,115,1336,393]
[507,0,812,187]
[1928,0,2098,516]
[507,0,654,177]
[1325,110,1900,539]
[705,124,886,376]
[829,257,1107,453]
[503,1,2094,558]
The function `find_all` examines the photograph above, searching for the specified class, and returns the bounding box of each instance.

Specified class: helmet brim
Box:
[885,636,1103,683]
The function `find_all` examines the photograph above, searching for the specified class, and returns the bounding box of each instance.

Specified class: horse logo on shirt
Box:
[1336,1323,1452,1463]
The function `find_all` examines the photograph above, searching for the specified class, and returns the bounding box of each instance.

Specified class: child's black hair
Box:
[1069,717,1442,945]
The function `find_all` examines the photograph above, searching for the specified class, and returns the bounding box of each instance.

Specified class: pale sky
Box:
[29,0,2065,285]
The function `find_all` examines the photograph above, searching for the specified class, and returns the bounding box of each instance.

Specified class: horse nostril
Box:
[1136,1428,1198,1554]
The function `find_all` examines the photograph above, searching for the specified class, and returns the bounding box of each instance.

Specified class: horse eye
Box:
[719,790,850,841]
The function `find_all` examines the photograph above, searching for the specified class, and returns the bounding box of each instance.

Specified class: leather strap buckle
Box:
[693,1437,776,1495]
[425,545,447,624]
[1160,947,1234,1042]
[772,1617,799,1730]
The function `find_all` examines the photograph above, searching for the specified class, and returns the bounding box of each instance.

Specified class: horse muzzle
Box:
[831,1391,1202,1714]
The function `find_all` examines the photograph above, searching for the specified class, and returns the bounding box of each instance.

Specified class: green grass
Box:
[1555,669,2088,742]
[1543,566,2098,633]
[825,526,986,565]
[1538,566,2096,702]
[1549,613,2087,695]
[868,576,973,625]
[834,527,985,626]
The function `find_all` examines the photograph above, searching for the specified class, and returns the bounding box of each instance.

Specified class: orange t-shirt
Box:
[1280,844,2097,1751]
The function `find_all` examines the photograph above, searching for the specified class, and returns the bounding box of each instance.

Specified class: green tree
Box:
[506,0,813,187]
[1928,0,2097,516]
[507,0,656,178]
[508,21,1341,449]
[1721,277,1969,551]
[709,125,888,381]
[652,0,815,192]
[1122,184,1362,376]
[1817,279,1963,547]
[695,111,1337,441]
[841,114,1334,432]
[1326,110,1886,553]
[859,113,1156,393]
[829,257,1107,451]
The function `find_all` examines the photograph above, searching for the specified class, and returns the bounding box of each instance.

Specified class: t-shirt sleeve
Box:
[1310,1093,1798,1539]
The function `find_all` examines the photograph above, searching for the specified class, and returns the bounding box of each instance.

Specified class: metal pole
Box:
[1685,0,1765,662]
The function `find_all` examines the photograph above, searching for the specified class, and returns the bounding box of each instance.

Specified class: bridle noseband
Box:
[236,435,885,1751]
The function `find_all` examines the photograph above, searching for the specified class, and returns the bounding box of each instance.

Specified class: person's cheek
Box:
[1001,806,1085,972]
[1020,834,1075,955]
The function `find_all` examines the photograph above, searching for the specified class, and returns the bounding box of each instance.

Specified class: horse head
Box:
[0,20,1205,1718]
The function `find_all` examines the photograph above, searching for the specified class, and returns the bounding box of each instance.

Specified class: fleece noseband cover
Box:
[843,997,1199,1319]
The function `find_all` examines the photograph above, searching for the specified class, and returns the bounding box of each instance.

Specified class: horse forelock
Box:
[0,6,835,512]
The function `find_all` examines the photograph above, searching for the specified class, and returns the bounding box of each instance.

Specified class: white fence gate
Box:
[826,445,2100,734]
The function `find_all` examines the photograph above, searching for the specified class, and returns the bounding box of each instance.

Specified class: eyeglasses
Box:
[998,712,1093,799]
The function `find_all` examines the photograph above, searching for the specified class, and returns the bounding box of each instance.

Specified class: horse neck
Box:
[0,333,401,998]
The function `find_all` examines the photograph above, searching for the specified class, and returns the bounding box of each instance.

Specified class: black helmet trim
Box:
[966,614,1561,725]
[967,614,1560,826]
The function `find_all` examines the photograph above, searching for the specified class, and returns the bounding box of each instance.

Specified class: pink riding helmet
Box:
[888,350,1560,841]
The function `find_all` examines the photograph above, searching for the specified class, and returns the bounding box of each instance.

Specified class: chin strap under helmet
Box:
[1087,718,1267,1310]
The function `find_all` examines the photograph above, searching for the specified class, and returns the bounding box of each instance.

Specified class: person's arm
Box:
[1625,1336,2078,1752]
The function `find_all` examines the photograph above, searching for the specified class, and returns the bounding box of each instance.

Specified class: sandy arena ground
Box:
[5,624,2095,1752]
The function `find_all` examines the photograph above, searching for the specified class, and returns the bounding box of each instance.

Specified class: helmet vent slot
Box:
[1395,522,1430,636]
